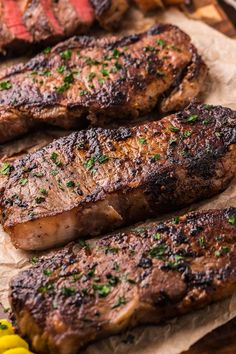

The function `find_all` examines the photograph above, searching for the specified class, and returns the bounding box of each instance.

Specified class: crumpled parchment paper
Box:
[0,7,236,354]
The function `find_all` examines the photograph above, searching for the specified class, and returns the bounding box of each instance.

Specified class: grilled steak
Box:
[0,24,207,143]
[9,207,236,354]
[1,102,236,251]
[0,0,128,55]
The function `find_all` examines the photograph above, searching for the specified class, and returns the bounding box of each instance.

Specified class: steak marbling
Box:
[0,24,207,143]
[9,208,236,354]
[1,103,236,251]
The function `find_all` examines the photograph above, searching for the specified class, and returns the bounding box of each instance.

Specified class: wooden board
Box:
[181,0,236,38]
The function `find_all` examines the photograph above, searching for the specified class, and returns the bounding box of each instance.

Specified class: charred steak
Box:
[1,103,236,251]
[9,208,236,354]
[0,0,128,54]
[0,24,207,143]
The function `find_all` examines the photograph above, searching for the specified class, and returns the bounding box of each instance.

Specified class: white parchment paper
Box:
[0,8,236,354]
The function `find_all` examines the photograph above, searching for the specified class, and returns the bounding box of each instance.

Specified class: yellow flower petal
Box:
[0,335,28,353]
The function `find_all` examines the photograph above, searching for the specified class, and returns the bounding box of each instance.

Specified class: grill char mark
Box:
[9,208,236,354]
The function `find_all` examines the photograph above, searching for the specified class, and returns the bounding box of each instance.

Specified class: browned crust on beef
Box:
[9,207,236,354]
[0,24,208,143]
[1,102,236,251]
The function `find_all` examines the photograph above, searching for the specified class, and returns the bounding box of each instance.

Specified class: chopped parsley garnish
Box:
[98,78,105,85]
[35,196,46,204]
[215,246,230,257]
[19,178,28,186]
[38,283,54,293]
[51,170,59,176]
[204,104,213,110]
[187,114,198,124]
[203,119,210,125]
[84,157,96,170]
[0,162,11,175]
[0,80,12,90]
[113,48,121,58]
[97,155,109,164]
[66,180,75,188]
[39,188,48,196]
[183,130,192,138]
[43,47,51,54]
[228,215,236,225]
[198,236,205,248]
[169,138,177,145]
[172,216,180,224]
[152,154,161,161]
[149,244,167,259]
[138,137,147,145]
[169,125,180,133]
[93,283,111,297]
[50,152,62,167]
[153,233,161,240]
[144,46,156,52]
[168,44,181,52]
[43,269,53,277]
[80,90,88,96]
[30,256,39,264]
[61,287,76,297]
[156,39,166,47]
[57,65,66,74]
[61,49,72,61]
[87,72,96,82]
[100,68,109,77]
[106,274,119,286]
[111,296,126,309]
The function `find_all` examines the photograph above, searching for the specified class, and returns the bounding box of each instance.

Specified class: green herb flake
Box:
[172,216,180,224]
[35,196,46,204]
[183,130,192,138]
[187,114,198,124]
[43,269,53,277]
[149,244,167,259]
[87,72,96,82]
[169,125,180,133]
[30,256,39,264]
[57,65,66,74]
[43,47,51,54]
[144,46,156,52]
[80,90,88,96]
[0,80,12,90]
[113,48,121,58]
[38,283,54,293]
[0,162,11,175]
[153,233,161,240]
[39,188,48,196]
[198,236,205,248]
[97,155,109,164]
[61,49,72,61]
[215,246,230,258]
[93,283,111,297]
[19,178,28,186]
[66,180,75,188]
[84,157,96,170]
[111,296,126,309]
[156,39,166,47]
[138,137,147,145]
[61,287,76,297]
[152,154,161,161]
[169,138,177,146]
[100,68,109,77]
[228,215,236,225]
[106,274,119,286]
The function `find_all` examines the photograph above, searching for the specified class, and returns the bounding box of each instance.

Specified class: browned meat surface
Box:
[9,208,236,354]
[1,103,236,251]
[0,24,207,143]
[0,0,128,55]
[134,0,185,12]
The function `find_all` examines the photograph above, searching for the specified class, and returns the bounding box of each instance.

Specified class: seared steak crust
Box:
[9,208,236,354]
[0,24,207,143]
[1,103,236,251]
